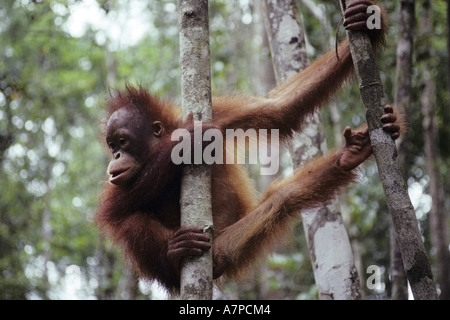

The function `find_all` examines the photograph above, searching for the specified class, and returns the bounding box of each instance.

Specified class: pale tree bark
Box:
[178,0,213,300]
[301,0,367,283]
[262,0,361,300]
[391,0,415,300]
[418,0,450,300]
[339,0,438,300]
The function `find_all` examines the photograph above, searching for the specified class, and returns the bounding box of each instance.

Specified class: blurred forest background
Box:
[0,0,449,300]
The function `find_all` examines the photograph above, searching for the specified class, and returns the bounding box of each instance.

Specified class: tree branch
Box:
[339,0,437,300]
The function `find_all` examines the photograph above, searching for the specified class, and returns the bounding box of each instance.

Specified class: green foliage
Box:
[1,0,107,299]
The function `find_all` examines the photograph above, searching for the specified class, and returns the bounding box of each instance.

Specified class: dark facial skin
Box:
[106,108,149,186]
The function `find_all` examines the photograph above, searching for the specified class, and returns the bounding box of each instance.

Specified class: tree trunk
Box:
[419,0,450,300]
[262,0,361,300]
[178,0,214,300]
[391,0,415,300]
[339,0,437,300]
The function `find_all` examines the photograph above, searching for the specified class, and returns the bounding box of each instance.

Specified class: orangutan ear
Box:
[152,121,164,137]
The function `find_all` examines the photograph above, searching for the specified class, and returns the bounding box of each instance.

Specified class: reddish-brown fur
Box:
[95,1,394,294]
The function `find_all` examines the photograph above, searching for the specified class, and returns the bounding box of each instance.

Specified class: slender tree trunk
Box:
[301,0,367,287]
[262,0,361,300]
[419,0,450,300]
[178,0,213,300]
[391,0,415,300]
[339,0,438,300]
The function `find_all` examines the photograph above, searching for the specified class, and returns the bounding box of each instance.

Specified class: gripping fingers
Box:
[383,104,394,114]
[345,0,376,16]
[380,105,400,140]
[169,227,211,251]
[344,0,376,30]
[343,126,353,141]
[344,14,368,30]
[167,228,211,269]
[382,123,400,140]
